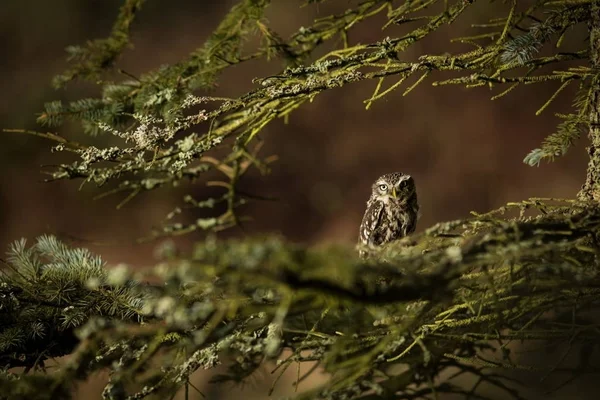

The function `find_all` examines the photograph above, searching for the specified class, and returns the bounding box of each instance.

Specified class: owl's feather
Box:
[359,199,384,246]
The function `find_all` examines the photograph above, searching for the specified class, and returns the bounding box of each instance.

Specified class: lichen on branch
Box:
[2,199,600,399]
[7,0,597,237]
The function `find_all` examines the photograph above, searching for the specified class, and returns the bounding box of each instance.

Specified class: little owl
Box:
[358,172,419,257]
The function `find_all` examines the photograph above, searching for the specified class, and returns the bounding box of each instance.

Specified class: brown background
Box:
[0,0,593,398]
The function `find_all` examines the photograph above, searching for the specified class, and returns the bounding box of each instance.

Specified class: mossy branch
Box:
[3,200,600,398]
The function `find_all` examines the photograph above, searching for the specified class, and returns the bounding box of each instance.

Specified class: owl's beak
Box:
[391,187,397,199]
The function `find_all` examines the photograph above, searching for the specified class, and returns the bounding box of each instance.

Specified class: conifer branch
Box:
[52,0,147,88]
[2,200,600,398]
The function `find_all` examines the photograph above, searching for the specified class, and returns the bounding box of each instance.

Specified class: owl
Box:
[358,172,419,257]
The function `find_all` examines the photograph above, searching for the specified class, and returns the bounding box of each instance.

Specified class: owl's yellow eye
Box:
[378,184,388,191]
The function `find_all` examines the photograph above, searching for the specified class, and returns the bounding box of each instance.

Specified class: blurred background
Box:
[0,0,593,398]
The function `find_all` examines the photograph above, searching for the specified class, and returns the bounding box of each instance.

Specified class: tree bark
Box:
[578,2,600,202]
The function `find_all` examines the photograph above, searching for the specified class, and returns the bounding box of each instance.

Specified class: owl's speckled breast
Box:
[372,200,416,245]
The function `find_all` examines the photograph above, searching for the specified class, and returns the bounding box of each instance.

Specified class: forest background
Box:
[0,0,594,398]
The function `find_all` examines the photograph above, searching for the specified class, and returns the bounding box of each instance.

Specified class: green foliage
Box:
[2,200,600,399]
[10,0,597,237]
[0,236,145,370]
[499,5,589,66]
[182,0,271,89]
[38,98,128,136]
[523,81,593,166]
[52,0,146,88]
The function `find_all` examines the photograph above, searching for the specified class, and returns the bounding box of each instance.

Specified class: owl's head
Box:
[370,172,415,203]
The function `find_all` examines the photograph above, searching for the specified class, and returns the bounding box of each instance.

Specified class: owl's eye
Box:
[399,180,408,189]
[378,184,388,191]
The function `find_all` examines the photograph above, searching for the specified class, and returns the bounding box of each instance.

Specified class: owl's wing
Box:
[404,214,417,236]
[404,202,420,236]
[359,200,384,246]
